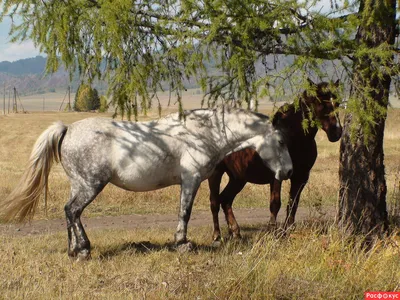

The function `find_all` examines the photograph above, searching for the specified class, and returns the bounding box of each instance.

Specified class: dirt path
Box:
[0,206,336,236]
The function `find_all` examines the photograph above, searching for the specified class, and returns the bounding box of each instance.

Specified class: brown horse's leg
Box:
[208,168,224,243]
[220,178,246,239]
[285,177,307,229]
[269,179,282,226]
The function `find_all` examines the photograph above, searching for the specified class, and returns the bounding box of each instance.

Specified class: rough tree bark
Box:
[338,0,397,237]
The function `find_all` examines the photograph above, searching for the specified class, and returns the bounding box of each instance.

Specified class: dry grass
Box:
[0,105,400,299]
[0,225,399,299]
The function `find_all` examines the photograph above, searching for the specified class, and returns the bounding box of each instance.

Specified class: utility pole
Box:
[59,85,72,111]
[2,83,4,115]
[7,89,10,114]
[13,87,24,113]
[68,85,71,111]
[13,87,17,113]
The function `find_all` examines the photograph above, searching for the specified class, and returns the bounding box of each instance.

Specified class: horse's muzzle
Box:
[275,168,293,181]
[327,126,343,142]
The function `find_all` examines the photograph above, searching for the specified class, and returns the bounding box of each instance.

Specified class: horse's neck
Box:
[217,108,270,148]
[281,103,318,140]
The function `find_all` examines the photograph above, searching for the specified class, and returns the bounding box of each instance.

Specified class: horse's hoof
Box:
[70,249,91,262]
[228,232,242,240]
[232,233,242,240]
[262,223,276,233]
[211,240,222,248]
[267,222,277,229]
[274,227,287,238]
[176,241,194,253]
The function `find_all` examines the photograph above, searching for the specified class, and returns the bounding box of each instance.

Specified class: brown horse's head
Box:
[302,79,342,142]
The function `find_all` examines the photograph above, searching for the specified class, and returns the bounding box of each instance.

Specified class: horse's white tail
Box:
[1,121,68,223]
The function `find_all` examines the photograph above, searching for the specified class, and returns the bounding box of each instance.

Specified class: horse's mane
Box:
[272,102,297,124]
[272,81,332,123]
[272,81,335,127]
[182,105,270,121]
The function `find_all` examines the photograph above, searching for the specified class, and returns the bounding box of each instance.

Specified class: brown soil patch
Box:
[0,206,336,236]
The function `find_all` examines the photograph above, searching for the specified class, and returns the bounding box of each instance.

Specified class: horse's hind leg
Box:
[208,168,224,244]
[220,178,246,239]
[65,183,105,260]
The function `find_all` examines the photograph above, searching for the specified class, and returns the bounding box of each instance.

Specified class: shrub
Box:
[74,83,100,111]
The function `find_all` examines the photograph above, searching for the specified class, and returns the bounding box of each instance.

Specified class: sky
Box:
[0,0,339,62]
[0,18,40,62]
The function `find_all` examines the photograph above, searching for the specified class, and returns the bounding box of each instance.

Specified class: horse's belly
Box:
[110,167,181,192]
[111,177,181,192]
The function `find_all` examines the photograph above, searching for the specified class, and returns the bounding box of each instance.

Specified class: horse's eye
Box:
[279,140,284,145]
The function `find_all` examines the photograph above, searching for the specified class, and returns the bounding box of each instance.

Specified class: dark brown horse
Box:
[208,80,342,243]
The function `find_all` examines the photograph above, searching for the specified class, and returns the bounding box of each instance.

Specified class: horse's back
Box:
[60,117,186,191]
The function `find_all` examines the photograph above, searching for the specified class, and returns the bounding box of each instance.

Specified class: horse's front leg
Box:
[285,175,308,229]
[269,179,282,226]
[175,173,201,251]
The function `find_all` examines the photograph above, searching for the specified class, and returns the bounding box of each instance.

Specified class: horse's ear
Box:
[272,112,281,127]
[272,110,288,128]
[307,78,316,86]
[334,79,340,87]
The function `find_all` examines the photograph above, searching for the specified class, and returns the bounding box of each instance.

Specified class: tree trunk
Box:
[337,0,396,237]
[338,87,390,236]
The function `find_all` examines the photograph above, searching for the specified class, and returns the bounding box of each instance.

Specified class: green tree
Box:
[337,0,397,238]
[74,83,100,112]
[1,0,344,115]
[1,0,198,118]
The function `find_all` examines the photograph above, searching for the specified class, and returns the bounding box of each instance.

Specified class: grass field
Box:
[0,98,399,299]
[1,225,399,299]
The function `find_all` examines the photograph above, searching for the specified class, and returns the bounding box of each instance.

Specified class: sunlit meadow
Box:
[0,96,399,299]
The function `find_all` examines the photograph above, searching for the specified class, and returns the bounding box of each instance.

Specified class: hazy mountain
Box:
[0,56,47,75]
[0,56,107,96]
[0,55,347,99]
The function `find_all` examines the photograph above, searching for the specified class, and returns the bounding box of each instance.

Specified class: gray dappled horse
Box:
[1,106,292,260]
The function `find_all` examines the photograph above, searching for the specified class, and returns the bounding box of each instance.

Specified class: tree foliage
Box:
[99,95,109,113]
[0,0,366,117]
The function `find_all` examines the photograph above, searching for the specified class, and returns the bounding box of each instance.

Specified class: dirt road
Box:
[0,206,335,236]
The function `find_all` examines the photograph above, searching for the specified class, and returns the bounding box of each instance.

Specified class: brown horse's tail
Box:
[1,121,68,223]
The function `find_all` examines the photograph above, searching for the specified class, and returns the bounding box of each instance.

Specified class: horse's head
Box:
[257,129,293,181]
[303,79,342,142]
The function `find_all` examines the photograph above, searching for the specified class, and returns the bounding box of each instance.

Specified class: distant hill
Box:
[0,56,47,75]
[0,56,106,96]
[0,55,358,101]
[0,55,200,96]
